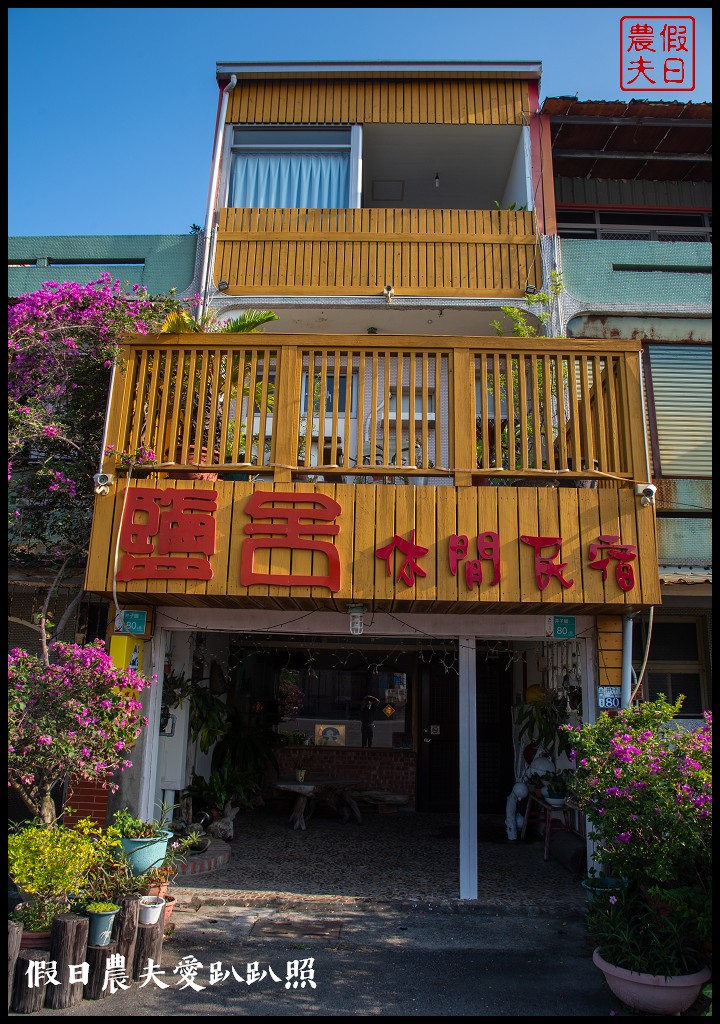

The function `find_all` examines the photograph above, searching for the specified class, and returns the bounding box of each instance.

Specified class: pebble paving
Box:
[173,807,586,916]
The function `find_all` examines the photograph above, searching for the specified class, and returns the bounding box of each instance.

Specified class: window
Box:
[228,128,352,209]
[300,371,357,417]
[646,345,711,477]
[229,639,414,750]
[632,617,708,717]
[556,208,711,242]
[388,388,435,421]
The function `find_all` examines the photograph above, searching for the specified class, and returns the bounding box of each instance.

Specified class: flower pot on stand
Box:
[163,895,176,926]
[120,831,173,876]
[592,948,710,1015]
[138,896,166,926]
[86,908,119,947]
[144,879,170,899]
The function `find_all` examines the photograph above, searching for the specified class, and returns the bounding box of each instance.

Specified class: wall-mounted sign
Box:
[546,616,576,639]
[109,487,647,600]
[114,609,147,635]
[598,685,622,710]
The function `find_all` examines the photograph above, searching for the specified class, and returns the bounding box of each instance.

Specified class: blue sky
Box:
[8,7,712,236]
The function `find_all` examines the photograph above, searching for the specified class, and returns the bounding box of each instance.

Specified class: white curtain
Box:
[229,151,350,209]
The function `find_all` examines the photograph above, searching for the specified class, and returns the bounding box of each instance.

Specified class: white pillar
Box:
[458,635,478,899]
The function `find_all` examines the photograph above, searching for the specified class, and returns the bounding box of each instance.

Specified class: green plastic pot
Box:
[86,908,118,947]
[120,830,173,876]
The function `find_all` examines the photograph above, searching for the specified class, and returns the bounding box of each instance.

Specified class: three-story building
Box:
[84,63,663,897]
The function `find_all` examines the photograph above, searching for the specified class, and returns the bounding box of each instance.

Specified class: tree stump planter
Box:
[19,929,51,951]
[11,951,46,1014]
[111,895,140,972]
[8,920,23,1010]
[45,913,90,1009]
[85,940,118,1000]
[132,922,163,981]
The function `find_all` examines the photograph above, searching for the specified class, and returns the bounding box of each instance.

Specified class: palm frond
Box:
[220,310,279,334]
[159,309,201,334]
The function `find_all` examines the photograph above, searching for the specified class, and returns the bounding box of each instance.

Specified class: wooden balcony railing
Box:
[214,208,541,297]
[103,334,648,488]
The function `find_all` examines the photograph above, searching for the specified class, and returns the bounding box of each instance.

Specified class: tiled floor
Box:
[173,805,587,915]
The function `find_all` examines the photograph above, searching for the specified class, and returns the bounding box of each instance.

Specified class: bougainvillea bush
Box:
[566,695,711,886]
[8,639,155,824]
[8,274,188,576]
[566,696,712,973]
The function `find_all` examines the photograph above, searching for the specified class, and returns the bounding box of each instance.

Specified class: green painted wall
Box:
[8,234,200,298]
[560,240,712,307]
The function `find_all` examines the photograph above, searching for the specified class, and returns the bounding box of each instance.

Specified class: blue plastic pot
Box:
[120,830,173,876]
[86,908,118,947]
[581,876,628,904]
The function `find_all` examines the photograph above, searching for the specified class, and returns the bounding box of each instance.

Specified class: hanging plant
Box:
[277,673,304,721]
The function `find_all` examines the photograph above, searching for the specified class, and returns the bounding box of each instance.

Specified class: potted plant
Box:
[565,695,711,1014]
[73,815,145,905]
[8,822,97,946]
[137,832,196,898]
[539,767,574,806]
[111,806,174,877]
[290,747,315,783]
[84,901,120,947]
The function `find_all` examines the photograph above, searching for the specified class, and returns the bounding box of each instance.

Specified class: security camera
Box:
[635,483,657,499]
[635,483,657,506]
[93,472,114,488]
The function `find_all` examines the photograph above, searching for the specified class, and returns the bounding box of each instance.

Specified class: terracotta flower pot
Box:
[592,948,710,1015]
[19,928,52,950]
[163,895,177,926]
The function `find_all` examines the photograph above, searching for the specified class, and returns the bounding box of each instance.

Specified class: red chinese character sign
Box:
[449,533,500,591]
[111,486,642,600]
[376,530,428,586]
[588,534,637,592]
[520,535,574,591]
[116,489,218,581]
[114,485,217,577]
[620,16,695,91]
[240,492,342,592]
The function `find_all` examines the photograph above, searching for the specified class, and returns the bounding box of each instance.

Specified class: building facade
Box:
[48,65,679,898]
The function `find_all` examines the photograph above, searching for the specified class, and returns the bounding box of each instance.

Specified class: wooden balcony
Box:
[213,208,541,298]
[102,334,648,489]
[88,333,660,611]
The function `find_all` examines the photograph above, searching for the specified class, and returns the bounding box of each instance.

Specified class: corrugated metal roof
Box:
[659,567,712,584]
[540,97,711,183]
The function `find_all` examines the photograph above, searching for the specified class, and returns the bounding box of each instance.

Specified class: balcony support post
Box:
[452,348,476,487]
[273,346,302,483]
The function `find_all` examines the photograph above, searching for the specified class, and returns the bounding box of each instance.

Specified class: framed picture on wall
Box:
[315,724,346,746]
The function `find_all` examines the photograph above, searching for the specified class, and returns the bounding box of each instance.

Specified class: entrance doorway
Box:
[417,644,514,813]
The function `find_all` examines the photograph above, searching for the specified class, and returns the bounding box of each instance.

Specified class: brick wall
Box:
[272,748,417,805]
[63,778,110,827]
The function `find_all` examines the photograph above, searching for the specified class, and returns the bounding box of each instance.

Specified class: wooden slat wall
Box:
[85,480,661,610]
[596,615,624,691]
[214,208,541,297]
[226,78,529,126]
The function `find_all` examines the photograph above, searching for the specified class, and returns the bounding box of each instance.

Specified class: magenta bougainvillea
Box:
[277,678,305,721]
[8,275,189,574]
[8,639,155,824]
